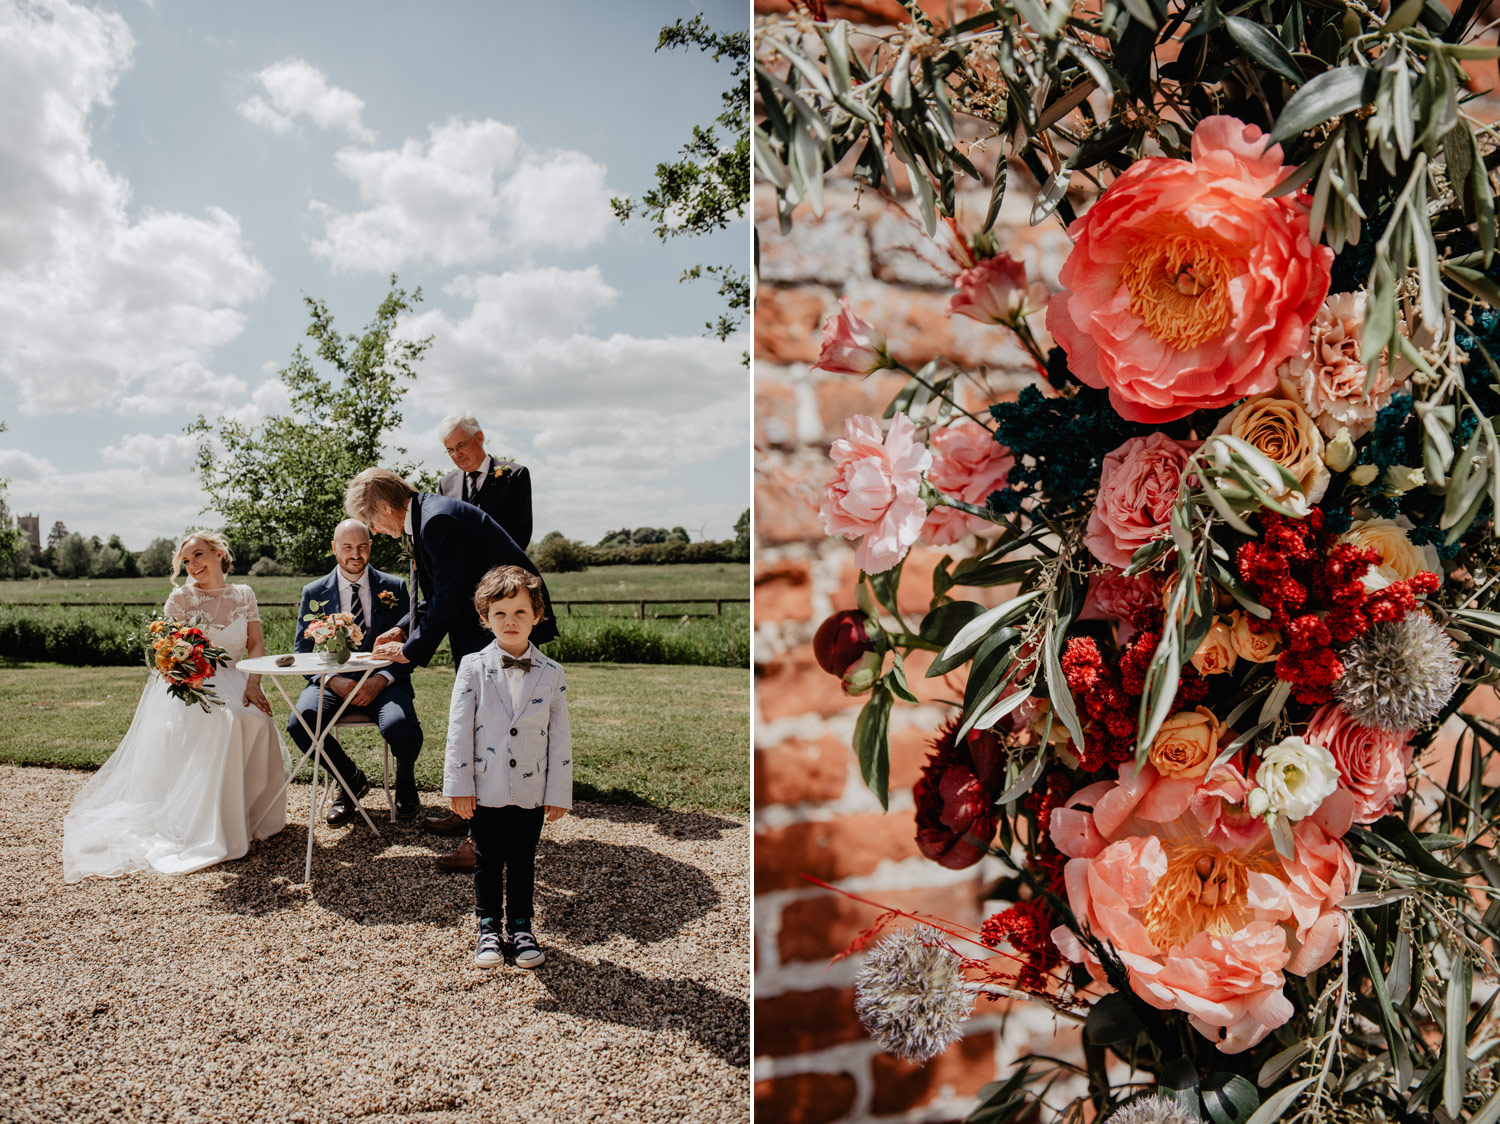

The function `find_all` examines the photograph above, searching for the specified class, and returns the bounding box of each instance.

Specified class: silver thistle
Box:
[853,925,973,1063]
[1105,1095,1200,1124]
[1335,613,1460,732]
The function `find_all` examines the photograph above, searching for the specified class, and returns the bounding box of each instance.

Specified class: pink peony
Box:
[1048,761,1356,1052]
[920,422,1015,546]
[1079,567,1163,645]
[1046,116,1333,423]
[948,253,1042,326]
[812,297,892,376]
[1303,703,1412,824]
[1279,293,1402,438]
[820,414,932,574]
[1084,433,1199,569]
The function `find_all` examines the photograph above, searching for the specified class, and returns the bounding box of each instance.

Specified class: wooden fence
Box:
[2,597,750,620]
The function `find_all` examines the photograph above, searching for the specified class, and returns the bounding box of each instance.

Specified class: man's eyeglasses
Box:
[444,433,478,456]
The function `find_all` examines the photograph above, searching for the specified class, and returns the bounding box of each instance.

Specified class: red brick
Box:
[755,470,825,547]
[888,724,939,792]
[776,883,984,963]
[756,286,831,365]
[754,1072,859,1124]
[757,735,850,806]
[755,986,863,1057]
[870,1029,998,1114]
[756,378,800,452]
[834,547,943,623]
[756,559,813,624]
[755,812,924,893]
[756,644,860,723]
[813,371,909,441]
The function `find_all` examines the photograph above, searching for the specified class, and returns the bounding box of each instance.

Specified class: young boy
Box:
[444,565,571,969]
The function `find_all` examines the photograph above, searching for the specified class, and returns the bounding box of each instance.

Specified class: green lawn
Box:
[0,563,749,609]
[1,660,749,815]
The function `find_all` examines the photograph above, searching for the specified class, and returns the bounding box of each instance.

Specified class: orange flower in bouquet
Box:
[140,613,230,711]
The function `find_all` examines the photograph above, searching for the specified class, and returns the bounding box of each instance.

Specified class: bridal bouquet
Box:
[760,3,1500,1122]
[302,601,363,663]
[141,615,231,712]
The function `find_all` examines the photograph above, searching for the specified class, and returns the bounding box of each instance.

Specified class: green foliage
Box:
[248,556,294,577]
[532,533,591,574]
[53,533,94,579]
[733,508,749,561]
[187,276,432,574]
[612,14,749,349]
[136,537,174,578]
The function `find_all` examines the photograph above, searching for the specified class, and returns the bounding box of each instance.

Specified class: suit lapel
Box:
[511,654,545,719]
[486,647,516,720]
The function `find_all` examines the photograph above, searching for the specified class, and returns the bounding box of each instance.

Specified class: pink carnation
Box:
[1279,292,1402,439]
[948,254,1039,326]
[820,414,932,574]
[1079,567,1162,644]
[1046,116,1333,423]
[1084,433,1198,569]
[1048,762,1356,1052]
[1303,704,1412,824]
[812,297,891,376]
[920,422,1014,546]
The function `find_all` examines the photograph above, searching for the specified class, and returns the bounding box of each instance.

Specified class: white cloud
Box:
[0,449,54,482]
[238,57,374,143]
[396,266,747,540]
[0,0,269,414]
[100,431,198,473]
[309,119,614,272]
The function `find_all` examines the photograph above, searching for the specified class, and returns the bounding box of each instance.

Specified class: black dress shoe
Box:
[327,773,371,825]
[395,785,421,821]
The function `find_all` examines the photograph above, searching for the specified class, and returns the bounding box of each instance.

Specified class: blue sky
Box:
[0,0,748,549]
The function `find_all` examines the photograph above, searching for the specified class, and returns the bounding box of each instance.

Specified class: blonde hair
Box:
[171,530,234,587]
[473,565,546,622]
[344,467,416,525]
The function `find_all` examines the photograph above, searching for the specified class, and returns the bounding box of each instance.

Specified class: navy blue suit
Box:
[398,493,558,667]
[287,566,423,790]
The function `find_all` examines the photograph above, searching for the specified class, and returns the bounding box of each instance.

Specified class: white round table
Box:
[240,652,392,884]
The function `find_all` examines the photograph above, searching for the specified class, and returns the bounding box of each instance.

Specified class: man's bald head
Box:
[332,519,372,579]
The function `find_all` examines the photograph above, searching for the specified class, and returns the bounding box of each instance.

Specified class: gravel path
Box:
[0,766,749,1123]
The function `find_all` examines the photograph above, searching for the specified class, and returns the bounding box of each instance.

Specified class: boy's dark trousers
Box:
[470,804,546,926]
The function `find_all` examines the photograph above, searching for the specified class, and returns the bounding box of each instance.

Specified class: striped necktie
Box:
[349,582,366,633]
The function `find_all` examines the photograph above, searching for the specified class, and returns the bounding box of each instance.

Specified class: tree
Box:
[54,533,95,579]
[46,521,67,552]
[733,508,749,562]
[532,532,591,574]
[188,277,432,574]
[91,544,127,579]
[612,15,748,357]
[106,534,138,578]
[667,526,690,543]
[137,537,175,578]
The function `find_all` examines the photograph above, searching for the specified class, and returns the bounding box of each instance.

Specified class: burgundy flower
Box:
[813,610,874,677]
[914,721,1004,869]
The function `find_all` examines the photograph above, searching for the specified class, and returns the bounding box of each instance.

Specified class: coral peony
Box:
[948,253,1044,326]
[921,422,1015,546]
[1303,703,1411,823]
[1084,433,1199,569]
[812,297,892,376]
[1049,762,1355,1052]
[821,414,932,574]
[1046,116,1332,423]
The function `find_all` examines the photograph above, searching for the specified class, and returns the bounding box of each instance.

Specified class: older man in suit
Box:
[288,519,424,823]
[436,412,533,549]
[346,467,557,871]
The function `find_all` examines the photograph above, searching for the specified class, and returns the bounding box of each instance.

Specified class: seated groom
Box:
[345,467,558,870]
[436,412,533,549]
[288,519,424,823]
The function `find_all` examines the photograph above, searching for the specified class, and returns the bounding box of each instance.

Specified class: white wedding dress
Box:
[62,583,291,882]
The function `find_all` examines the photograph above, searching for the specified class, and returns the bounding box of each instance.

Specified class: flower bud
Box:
[813,609,876,679]
[1384,465,1426,493]
[1246,787,1270,817]
[1324,427,1356,473]
[812,298,893,376]
[841,649,885,696]
[1349,464,1379,487]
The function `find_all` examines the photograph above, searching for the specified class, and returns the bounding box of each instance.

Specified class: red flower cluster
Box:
[913,720,1007,869]
[1237,511,1440,704]
[1060,630,1208,771]
[981,898,1062,993]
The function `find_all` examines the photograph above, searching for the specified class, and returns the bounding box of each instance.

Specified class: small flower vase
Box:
[315,640,352,665]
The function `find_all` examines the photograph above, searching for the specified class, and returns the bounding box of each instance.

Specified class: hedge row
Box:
[0,605,748,669]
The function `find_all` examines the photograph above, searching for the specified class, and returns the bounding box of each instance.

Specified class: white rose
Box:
[1342,515,1441,591]
[1255,736,1340,821]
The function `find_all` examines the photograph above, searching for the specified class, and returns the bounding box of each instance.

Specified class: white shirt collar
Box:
[493,640,540,665]
[336,566,369,589]
[403,501,413,535]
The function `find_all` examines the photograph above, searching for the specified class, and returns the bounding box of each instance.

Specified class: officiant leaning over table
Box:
[345,467,558,871]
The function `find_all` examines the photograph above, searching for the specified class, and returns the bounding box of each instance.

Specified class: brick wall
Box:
[752,3,1500,1120]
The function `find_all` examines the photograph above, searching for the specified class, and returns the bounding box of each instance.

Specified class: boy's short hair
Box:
[474,565,546,622]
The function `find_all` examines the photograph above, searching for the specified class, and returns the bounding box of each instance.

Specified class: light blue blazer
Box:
[443,642,572,810]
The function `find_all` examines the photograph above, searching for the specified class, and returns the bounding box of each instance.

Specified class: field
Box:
[1,660,749,815]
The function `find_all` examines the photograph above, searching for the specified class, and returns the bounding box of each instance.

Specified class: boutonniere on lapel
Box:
[492,457,518,479]
[377,589,397,609]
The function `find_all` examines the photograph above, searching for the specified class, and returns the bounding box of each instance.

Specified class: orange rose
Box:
[1148,707,1223,779]
[1190,621,1237,676]
[1230,611,1281,663]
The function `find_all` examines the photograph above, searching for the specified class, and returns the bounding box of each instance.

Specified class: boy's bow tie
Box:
[501,655,532,671]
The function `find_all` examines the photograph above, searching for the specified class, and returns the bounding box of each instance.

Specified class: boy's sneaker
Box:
[474,929,503,969]
[510,930,545,969]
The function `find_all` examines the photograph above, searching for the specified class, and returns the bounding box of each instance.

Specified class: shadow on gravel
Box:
[206,803,725,944]
[530,947,749,1066]
[572,801,745,841]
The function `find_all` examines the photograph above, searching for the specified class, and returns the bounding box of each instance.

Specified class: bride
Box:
[62,531,290,881]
